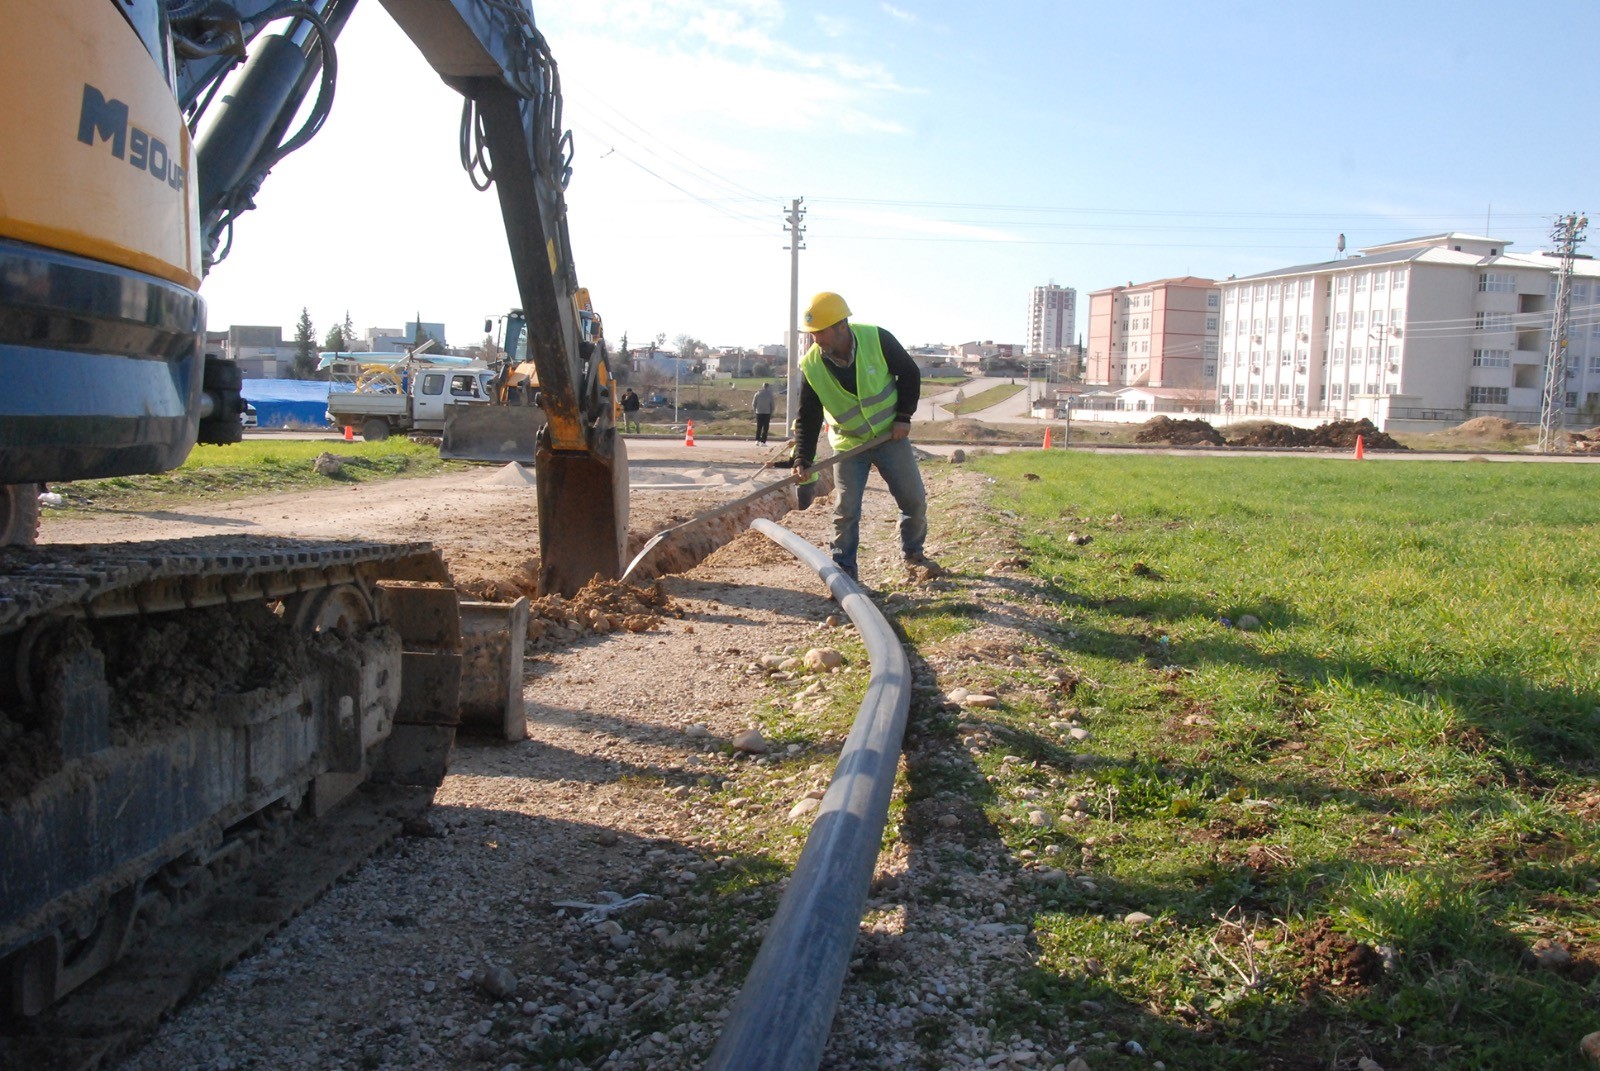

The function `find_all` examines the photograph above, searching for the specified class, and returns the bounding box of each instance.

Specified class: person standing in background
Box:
[752,382,776,444]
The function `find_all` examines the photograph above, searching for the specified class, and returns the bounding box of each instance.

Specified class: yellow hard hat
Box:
[802,292,851,334]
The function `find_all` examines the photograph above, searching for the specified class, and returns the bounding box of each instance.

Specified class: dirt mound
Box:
[1226,418,1406,451]
[528,577,679,641]
[1452,416,1525,439]
[1134,416,1225,446]
[935,419,1006,442]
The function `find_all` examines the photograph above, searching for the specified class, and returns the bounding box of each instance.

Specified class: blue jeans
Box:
[830,435,927,579]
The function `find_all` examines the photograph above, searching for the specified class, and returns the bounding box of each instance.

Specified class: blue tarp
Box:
[241,378,350,429]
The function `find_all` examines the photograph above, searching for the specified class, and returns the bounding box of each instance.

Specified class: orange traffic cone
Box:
[343,425,354,442]
[1353,434,1365,460]
[1042,426,1052,449]
[684,420,696,447]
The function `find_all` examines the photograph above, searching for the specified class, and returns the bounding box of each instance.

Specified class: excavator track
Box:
[0,536,464,1068]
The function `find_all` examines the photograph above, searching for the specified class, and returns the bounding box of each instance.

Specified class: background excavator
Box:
[1,0,624,1018]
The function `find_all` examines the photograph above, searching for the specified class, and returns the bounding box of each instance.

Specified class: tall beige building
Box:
[1027,284,1076,355]
[1216,232,1600,422]
[1085,277,1220,389]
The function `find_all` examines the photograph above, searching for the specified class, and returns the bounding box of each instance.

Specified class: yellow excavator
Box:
[1,0,625,1018]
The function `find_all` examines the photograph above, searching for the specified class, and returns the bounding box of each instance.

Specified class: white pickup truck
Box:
[326,365,497,441]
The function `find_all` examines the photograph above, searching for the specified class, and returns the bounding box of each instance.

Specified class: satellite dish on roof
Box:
[1337,233,1346,255]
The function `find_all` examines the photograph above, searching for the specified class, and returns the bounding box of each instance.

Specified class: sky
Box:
[197,0,1600,354]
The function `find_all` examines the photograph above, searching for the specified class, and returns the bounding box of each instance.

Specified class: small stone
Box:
[1123,911,1154,927]
[312,452,344,476]
[949,448,966,463]
[1580,1031,1600,1063]
[788,797,821,820]
[477,965,518,1000]
[963,694,999,708]
[779,657,802,671]
[1066,1058,1092,1071]
[1237,614,1261,631]
[1026,809,1052,827]
[947,686,970,705]
[685,723,711,738]
[804,647,845,672]
[1068,727,1091,741]
[937,814,960,828]
[595,829,619,847]
[732,728,768,754]
[1530,939,1572,970]
[609,933,633,951]
[597,920,623,937]
[1066,532,1091,546]
[825,614,841,627]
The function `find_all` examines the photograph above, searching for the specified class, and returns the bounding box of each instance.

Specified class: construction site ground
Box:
[39,445,1086,1071]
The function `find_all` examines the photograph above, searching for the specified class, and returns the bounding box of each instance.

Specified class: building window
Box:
[1475,312,1512,331]
[1203,362,1216,378]
[1266,318,1277,334]
[1331,384,1343,400]
[1253,318,1263,333]
[1478,272,1516,293]
[1280,350,1292,365]
[1372,310,1385,327]
[1391,270,1407,290]
[1206,316,1218,330]
[1386,384,1398,394]
[1473,349,1511,367]
[1301,279,1313,297]
[1469,386,1509,404]
[1207,293,1220,308]
[1226,289,1237,304]
[1297,315,1309,331]
[1373,272,1386,292]
[1368,347,1379,363]
[1589,354,1600,373]
[1278,383,1291,399]
[1334,347,1345,364]
[1253,285,1265,299]
[1353,311,1365,330]
[1268,283,1280,298]
[1337,277,1350,295]
[1204,340,1217,357]
[1354,274,1367,293]
[1335,312,1348,329]
[1249,384,1261,399]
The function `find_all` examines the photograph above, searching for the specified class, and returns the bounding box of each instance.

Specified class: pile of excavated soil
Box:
[1134,416,1225,446]
[1452,416,1526,440]
[1227,418,1407,451]
[933,418,1007,443]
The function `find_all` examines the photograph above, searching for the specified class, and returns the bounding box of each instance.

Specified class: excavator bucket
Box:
[440,404,547,464]
[537,432,629,597]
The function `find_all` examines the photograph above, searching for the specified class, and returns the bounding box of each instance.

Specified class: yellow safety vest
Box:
[800,324,898,452]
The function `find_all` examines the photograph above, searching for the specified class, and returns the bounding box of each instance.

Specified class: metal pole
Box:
[1540,212,1587,454]
[785,198,806,429]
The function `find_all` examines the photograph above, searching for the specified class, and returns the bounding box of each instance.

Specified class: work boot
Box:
[904,552,944,579]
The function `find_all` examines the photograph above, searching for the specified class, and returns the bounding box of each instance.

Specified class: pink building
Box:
[1085,276,1220,390]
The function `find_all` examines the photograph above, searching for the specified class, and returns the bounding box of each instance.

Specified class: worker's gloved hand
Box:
[890,421,911,441]
[792,459,810,480]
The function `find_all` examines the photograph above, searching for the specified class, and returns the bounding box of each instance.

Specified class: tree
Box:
[322,324,347,354]
[292,307,318,379]
[342,310,356,350]
[674,334,703,361]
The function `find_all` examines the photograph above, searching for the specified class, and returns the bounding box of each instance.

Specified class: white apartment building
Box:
[1027,284,1077,355]
[1218,233,1600,425]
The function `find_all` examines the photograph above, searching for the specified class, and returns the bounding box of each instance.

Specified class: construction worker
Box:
[792,291,936,581]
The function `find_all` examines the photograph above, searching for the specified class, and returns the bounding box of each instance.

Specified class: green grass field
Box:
[937,453,1600,1068]
[42,439,459,513]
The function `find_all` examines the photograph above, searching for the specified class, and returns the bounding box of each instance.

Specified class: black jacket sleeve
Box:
[797,378,824,468]
[878,328,920,421]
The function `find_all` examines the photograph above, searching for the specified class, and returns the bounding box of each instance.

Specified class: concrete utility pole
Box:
[1539,212,1588,454]
[784,198,806,427]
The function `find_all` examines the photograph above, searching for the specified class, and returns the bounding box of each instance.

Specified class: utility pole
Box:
[784,198,806,428]
[1539,212,1588,454]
